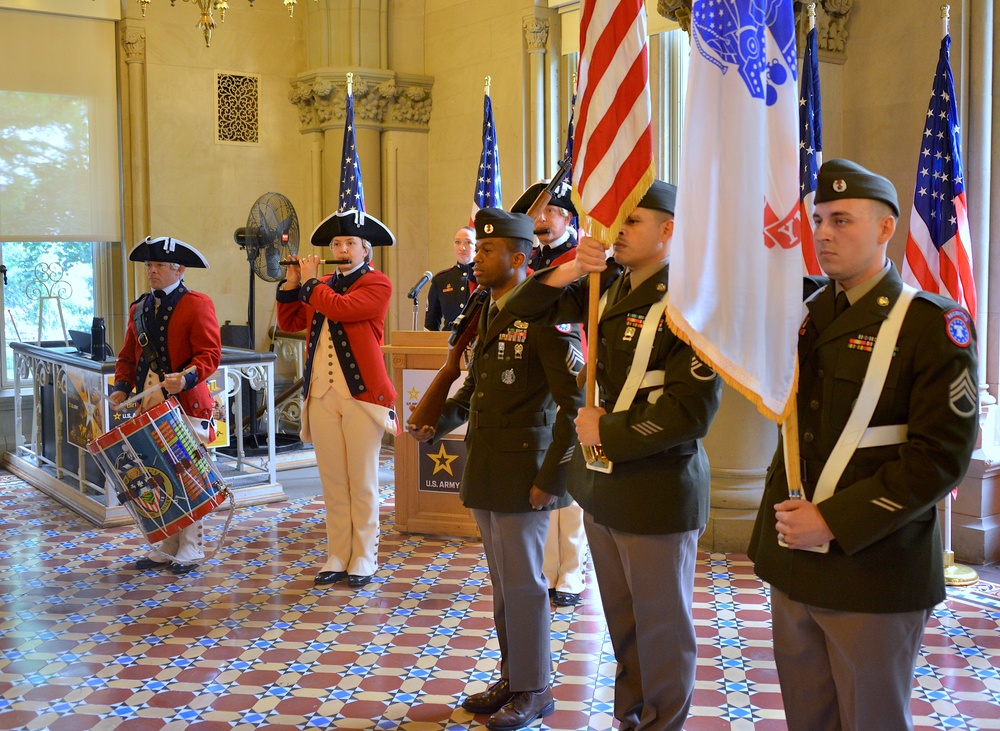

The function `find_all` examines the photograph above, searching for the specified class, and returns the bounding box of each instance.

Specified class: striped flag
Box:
[667,0,803,422]
[570,0,654,243]
[337,88,365,212]
[798,24,822,276]
[471,92,502,220]
[902,34,976,319]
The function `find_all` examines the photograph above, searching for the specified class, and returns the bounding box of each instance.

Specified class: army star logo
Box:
[427,443,460,476]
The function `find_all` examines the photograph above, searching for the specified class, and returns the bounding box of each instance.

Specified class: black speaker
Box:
[220,321,252,349]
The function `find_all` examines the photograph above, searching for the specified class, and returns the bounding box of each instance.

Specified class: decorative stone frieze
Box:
[523,17,549,52]
[288,69,434,134]
[655,0,853,61]
[120,25,146,64]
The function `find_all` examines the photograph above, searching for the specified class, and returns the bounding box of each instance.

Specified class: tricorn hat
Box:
[128,236,210,268]
[309,209,396,247]
[510,180,577,217]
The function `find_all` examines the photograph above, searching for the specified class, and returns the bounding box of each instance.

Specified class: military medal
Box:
[623,326,636,342]
[514,343,523,360]
[498,342,506,358]
[501,368,515,384]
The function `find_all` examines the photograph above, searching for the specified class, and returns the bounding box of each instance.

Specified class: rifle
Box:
[406,287,490,432]
[405,159,575,434]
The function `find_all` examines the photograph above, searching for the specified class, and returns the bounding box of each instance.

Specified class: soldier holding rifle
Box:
[409,208,584,731]
[504,180,722,731]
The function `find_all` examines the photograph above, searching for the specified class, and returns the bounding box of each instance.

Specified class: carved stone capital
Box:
[655,0,853,61]
[523,17,549,52]
[289,69,434,133]
[120,25,146,64]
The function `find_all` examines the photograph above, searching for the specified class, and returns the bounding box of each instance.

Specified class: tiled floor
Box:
[1,450,999,730]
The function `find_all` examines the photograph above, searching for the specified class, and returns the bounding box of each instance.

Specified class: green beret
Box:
[475,208,534,243]
[510,181,577,216]
[637,180,677,214]
[815,159,899,216]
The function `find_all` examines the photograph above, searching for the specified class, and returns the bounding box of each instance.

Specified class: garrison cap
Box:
[475,208,535,243]
[510,180,577,216]
[815,158,900,216]
[310,209,396,247]
[637,180,677,214]
[128,236,210,268]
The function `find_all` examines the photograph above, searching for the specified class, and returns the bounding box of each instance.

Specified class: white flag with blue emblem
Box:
[667,0,803,423]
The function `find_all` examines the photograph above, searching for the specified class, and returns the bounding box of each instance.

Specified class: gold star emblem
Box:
[407,387,421,400]
[427,443,460,476]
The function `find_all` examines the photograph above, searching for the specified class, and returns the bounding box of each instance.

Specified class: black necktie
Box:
[484,303,499,332]
[153,289,166,299]
[617,272,632,303]
[834,290,849,318]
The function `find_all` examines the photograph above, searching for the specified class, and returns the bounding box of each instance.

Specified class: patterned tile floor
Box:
[1,451,999,730]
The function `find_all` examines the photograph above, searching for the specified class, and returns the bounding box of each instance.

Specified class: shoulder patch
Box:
[555,323,572,333]
[690,356,717,381]
[944,308,972,348]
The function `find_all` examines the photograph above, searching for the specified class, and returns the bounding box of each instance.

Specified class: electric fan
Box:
[233,192,300,349]
[229,192,301,455]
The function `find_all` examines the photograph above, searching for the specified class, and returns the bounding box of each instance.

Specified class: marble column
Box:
[701,385,777,552]
[524,17,548,183]
[120,23,149,305]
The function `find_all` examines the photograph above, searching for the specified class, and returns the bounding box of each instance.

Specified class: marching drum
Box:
[88,399,230,544]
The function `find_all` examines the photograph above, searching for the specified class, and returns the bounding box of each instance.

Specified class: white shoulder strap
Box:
[613,294,670,413]
[811,284,917,504]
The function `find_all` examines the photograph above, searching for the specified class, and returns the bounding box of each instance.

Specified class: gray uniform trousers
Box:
[585,513,700,731]
[471,507,552,692]
[770,587,931,731]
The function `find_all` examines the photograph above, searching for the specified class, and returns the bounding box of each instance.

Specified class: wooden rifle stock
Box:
[407,288,490,431]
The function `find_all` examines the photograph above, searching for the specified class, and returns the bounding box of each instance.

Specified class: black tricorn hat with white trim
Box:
[510,180,577,216]
[309,209,396,247]
[128,236,210,268]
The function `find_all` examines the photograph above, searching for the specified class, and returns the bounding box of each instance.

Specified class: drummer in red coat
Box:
[110,236,222,575]
[277,209,398,589]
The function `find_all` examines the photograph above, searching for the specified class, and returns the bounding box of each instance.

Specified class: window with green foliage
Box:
[0,8,121,388]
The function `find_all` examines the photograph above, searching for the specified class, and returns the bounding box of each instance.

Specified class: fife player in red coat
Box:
[277,209,398,589]
[110,236,222,575]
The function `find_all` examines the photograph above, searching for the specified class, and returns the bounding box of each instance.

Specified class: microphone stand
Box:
[411,293,421,331]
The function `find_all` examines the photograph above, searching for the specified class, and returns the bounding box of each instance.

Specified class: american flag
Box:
[338,89,365,213]
[798,25,822,276]
[471,92,502,220]
[902,34,976,319]
[571,0,654,243]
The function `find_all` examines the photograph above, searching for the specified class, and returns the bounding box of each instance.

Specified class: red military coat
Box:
[114,287,222,420]
[276,267,396,411]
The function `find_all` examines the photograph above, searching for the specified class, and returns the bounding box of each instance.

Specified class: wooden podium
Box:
[384,331,480,539]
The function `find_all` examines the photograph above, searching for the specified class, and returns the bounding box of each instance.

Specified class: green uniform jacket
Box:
[505,263,723,535]
[748,265,979,613]
[434,301,585,513]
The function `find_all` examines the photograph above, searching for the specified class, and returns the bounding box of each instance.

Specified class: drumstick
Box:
[116,366,198,410]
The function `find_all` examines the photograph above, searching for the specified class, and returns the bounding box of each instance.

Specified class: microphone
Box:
[407,271,433,300]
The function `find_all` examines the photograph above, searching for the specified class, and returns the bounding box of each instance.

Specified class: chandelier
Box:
[135,0,315,48]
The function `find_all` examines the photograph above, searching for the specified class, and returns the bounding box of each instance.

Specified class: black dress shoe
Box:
[315,570,348,586]
[133,557,170,571]
[486,687,554,730]
[552,591,582,607]
[462,678,513,715]
[170,562,199,575]
[347,574,373,588]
